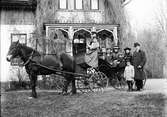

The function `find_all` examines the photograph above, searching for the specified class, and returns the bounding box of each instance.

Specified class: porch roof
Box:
[43,23,120,30]
[0,0,37,10]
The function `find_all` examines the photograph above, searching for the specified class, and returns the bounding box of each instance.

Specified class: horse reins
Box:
[24,50,35,66]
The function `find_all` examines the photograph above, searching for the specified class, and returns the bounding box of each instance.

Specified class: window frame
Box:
[10,33,27,66]
[90,0,99,10]
[58,0,68,9]
[74,0,83,10]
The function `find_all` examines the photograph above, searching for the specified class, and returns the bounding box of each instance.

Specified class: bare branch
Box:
[121,0,133,7]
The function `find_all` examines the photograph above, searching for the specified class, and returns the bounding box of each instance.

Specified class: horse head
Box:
[6,40,21,62]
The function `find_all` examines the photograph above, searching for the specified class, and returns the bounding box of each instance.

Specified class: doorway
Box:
[73,29,91,64]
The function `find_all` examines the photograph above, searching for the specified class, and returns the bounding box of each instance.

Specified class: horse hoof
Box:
[62,92,68,96]
[28,95,37,99]
[70,92,77,95]
[70,93,75,96]
[58,92,62,95]
[28,96,33,99]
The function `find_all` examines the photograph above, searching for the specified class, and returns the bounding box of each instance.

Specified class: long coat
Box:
[124,53,133,64]
[132,50,146,80]
[85,39,99,68]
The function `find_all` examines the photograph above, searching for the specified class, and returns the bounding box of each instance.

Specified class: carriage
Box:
[72,41,128,92]
[37,53,128,93]
[73,52,147,92]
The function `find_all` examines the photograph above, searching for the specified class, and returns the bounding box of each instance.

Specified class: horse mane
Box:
[19,43,61,59]
[19,43,41,56]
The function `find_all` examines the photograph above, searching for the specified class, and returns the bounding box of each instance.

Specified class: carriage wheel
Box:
[48,74,65,90]
[76,77,93,93]
[110,73,128,91]
[89,71,108,92]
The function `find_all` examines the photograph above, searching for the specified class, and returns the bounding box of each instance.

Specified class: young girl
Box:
[124,60,135,91]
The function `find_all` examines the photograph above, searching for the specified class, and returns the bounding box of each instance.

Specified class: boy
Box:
[124,60,135,91]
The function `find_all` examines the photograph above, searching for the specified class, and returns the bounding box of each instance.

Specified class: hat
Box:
[124,47,131,51]
[78,34,85,39]
[126,59,131,62]
[113,46,119,49]
[134,42,140,47]
[91,31,97,35]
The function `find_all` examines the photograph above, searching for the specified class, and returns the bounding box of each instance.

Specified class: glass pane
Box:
[68,0,74,9]
[59,0,67,9]
[12,35,19,42]
[91,0,98,9]
[20,35,26,44]
[76,0,83,9]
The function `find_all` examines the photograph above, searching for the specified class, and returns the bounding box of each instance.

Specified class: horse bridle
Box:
[23,50,35,66]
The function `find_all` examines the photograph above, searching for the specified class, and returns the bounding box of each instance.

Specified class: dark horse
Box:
[6,41,76,98]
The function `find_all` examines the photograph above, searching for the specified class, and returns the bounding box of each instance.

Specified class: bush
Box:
[37,75,65,90]
[4,81,30,91]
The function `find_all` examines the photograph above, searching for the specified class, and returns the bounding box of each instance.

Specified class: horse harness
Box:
[24,50,35,66]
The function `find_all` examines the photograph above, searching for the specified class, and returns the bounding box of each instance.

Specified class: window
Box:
[11,34,27,66]
[59,0,67,9]
[91,0,99,10]
[75,0,83,9]
[11,34,27,45]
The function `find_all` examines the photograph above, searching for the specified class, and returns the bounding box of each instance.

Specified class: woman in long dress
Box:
[85,32,100,68]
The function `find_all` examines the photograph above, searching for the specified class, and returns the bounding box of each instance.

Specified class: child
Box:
[124,60,135,91]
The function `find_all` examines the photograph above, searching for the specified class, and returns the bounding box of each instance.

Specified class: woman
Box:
[85,32,100,68]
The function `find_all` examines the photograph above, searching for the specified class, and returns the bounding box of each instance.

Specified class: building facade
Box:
[0,0,36,81]
[0,0,119,81]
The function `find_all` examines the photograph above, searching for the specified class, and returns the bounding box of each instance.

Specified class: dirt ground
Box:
[1,79,167,117]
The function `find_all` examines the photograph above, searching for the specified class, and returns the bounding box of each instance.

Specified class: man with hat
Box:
[132,42,147,91]
[124,47,132,64]
[110,45,122,67]
[112,46,120,60]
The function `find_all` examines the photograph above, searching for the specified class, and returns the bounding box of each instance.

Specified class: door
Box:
[73,29,91,64]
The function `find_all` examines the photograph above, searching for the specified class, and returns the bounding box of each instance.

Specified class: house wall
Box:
[37,0,106,24]
[1,9,35,25]
[0,9,35,82]
[55,0,105,23]
[55,10,104,23]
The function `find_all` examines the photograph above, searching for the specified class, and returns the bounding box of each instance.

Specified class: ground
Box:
[1,79,167,117]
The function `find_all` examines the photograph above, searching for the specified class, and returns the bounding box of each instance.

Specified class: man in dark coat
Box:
[132,42,146,91]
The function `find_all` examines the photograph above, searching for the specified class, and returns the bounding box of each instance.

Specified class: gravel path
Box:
[144,79,167,116]
[143,79,167,94]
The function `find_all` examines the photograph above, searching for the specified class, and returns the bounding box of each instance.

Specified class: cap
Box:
[91,31,97,35]
[124,47,131,51]
[134,42,140,47]
[113,46,119,49]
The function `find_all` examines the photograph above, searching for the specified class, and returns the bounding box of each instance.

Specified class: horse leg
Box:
[29,74,37,98]
[62,79,70,95]
[71,78,77,94]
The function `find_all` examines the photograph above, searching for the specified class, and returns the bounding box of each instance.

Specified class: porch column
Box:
[113,27,118,46]
[68,26,74,56]
[68,26,74,40]
[46,26,49,39]
[92,27,96,32]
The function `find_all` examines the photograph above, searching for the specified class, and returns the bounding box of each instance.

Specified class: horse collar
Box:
[24,50,35,66]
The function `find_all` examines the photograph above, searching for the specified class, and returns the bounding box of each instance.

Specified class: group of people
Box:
[86,31,147,91]
[123,43,146,91]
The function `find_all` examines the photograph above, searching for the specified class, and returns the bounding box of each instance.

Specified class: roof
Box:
[0,0,37,10]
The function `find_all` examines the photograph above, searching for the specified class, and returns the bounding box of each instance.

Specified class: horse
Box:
[6,41,77,98]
